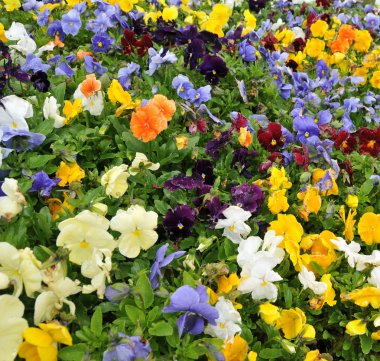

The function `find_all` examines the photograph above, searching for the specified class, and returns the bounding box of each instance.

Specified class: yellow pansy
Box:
[269,214,304,245]
[4,0,21,11]
[176,136,189,150]
[107,79,139,116]
[341,287,380,308]
[0,23,7,42]
[206,287,219,305]
[370,71,380,89]
[162,6,178,22]
[371,331,380,341]
[18,323,72,361]
[275,29,295,47]
[358,212,380,245]
[56,161,85,187]
[346,195,359,209]
[47,193,75,221]
[310,274,336,310]
[353,29,372,53]
[269,167,292,192]
[259,303,280,326]
[304,350,329,361]
[311,168,338,196]
[248,351,257,361]
[310,20,328,38]
[241,10,256,37]
[287,51,306,70]
[201,4,232,37]
[353,67,368,85]
[345,319,367,336]
[217,273,240,294]
[301,324,316,340]
[339,205,357,242]
[297,186,321,221]
[276,307,305,339]
[268,189,289,215]
[63,98,82,125]
[222,335,249,361]
[323,29,336,41]
[305,38,325,58]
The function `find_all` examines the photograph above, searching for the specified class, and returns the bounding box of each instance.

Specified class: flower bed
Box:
[0,0,379,360]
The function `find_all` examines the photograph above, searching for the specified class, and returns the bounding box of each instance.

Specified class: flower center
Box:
[229,225,235,231]
[271,139,277,146]
[133,228,141,236]
[314,118,318,123]
[12,122,18,129]
[261,280,268,286]
[367,140,375,149]
[98,42,103,48]
[70,22,74,26]
[80,241,89,248]
[305,132,309,138]
[195,93,200,99]
[177,223,184,230]
[180,87,184,92]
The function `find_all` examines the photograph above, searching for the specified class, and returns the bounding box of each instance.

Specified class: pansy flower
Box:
[257,122,285,152]
[163,205,196,241]
[199,55,228,85]
[333,130,357,154]
[358,127,380,157]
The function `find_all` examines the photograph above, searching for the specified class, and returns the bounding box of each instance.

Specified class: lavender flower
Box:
[1,127,45,151]
[103,334,151,361]
[149,243,186,290]
[92,33,113,53]
[163,285,219,337]
[61,10,82,36]
[146,48,177,76]
[238,39,256,62]
[29,171,60,197]
[188,85,211,107]
[118,63,140,90]
[105,283,131,303]
[84,55,108,75]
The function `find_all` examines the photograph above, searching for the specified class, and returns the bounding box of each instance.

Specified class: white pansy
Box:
[82,249,112,299]
[330,237,362,269]
[35,41,55,57]
[291,27,305,40]
[215,206,251,244]
[74,87,104,116]
[101,164,130,198]
[34,277,81,324]
[205,297,241,343]
[261,230,285,263]
[0,178,27,222]
[0,243,42,297]
[5,23,36,57]
[238,256,282,301]
[0,295,28,361]
[298,266,327,295]
[368,267,380,289]
[271,18,284,32]
[56,210,116,265]
[110,205,158,258]
[5,22,29,40]
[129,152,160,175]
[0,272,10,289]
[43,96,65,128]
[0,95,33,130]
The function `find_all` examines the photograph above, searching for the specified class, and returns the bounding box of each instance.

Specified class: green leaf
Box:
[125,305,145,325]
[135,274,154,309]
[148,321,173,336]
[90,307,103,336]
[259,348,283,359]
[282,283,292,308]
[360,334,373,355]
[58,344,87,361]
[51,81,66,105]
[183,341,208,359]
[182,271,197,287]
[33,118,55,135]
[26,154,56,169]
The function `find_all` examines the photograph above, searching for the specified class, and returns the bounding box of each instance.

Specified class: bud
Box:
[91,202,108,216]
[300,172,311,183]
[105,283,131,303]
[183,254,196,271]
[282,340,296,354]
[346,194,358,209]
[197,236,216,252]
[176,136,189,150]
[374,315,380,328]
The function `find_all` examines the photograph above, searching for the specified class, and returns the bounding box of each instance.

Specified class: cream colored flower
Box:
[101,164,130,198]
[0,178,27,221]
[0,243,42,297]
[0,294,28,361]
[110,205,158,258]
[34,277,81,324]
[43,96,65,128]
[129,152,160,176]
[56,210,116,265]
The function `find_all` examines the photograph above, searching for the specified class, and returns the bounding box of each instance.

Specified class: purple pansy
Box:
[103,334,151,361]
[118,63,140,90]
[163,205,196,241]
[84,55,108,75]
[163,285,219,337]
[105,283,131,303]
[149,243,186,290]
[61,10,82,36]
[29,171,60,197]
[205,130,232,160]
[231,184,265,213]
[1,127,46,151]
[92,33,113,53]
[199,55,228,85]
[164,174,204,191]
[206,196,228,225]
[238,39,256,62]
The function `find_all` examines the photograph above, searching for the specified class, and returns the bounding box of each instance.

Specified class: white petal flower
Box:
[110,205,158,258]
[0,178,27,221]
[74,87,104,116]
[215,206,251,244]
[56,210,116,265]
[101,165,130,198]
[298,266,327,295]
[129,152,160,175]
[368,267,380,289]
[205,297,241,343]
[0,295,28,361]
[0,243,42,297]
[0,95,33,130]
[43,96,65,128]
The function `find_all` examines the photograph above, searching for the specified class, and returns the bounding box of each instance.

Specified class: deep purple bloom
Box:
[103,334,151,361]
[31,71,50,92]
[92,33,113,53]
[199,55,228,85]
[192,160,215,185]
[231,184,265,213]
[249,0,267,12]
[29,171,60,197]
[1,127,46,151]
[205,130,232,160]
[163,285,219,337]
[206,196,228,225]
[164,174,204,191]
[163,205,196,241]
[105,283,131,303]
[149,243,186,290]
[61,10,82,36]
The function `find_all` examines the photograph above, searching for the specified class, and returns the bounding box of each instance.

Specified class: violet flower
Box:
[205,130,232,160]
[61,9,82,36]
[164,174,204,191]
[163,205,196,241]
[163,285,219,337]
[103,334,151,361]
[118,63,140,90]
[149,243,186,290]
[206,196,228,225]
[1,127,45,151]
[192,159,215,185]
[199,55,228,85]
[84,55,108,75]
[29,171,60,197]
[231,184,265,213]
[105,283,131,303]
[92,33,113,53]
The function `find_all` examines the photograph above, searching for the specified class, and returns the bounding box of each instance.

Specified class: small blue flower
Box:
[29,171,60,197]
[188,85,211,106]
[84,55,108,75]
[92,33,113,53]
[1,127,46,151]
[61,9,82,36]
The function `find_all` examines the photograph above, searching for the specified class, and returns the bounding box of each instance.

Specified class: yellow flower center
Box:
[367,140,375,149]
[80,241,89,248]
[195,93,200,99]
[180,87,184,92]
[98,42,103,48]
[261,280,268,286]
[305,132,309,138]
[178,223,184,230]
[133,229,141,236]
[229,225,235,231]
[271,139,277,146]
[12,122,17,129]
[70,22,73,26]
[314,118,318,123]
